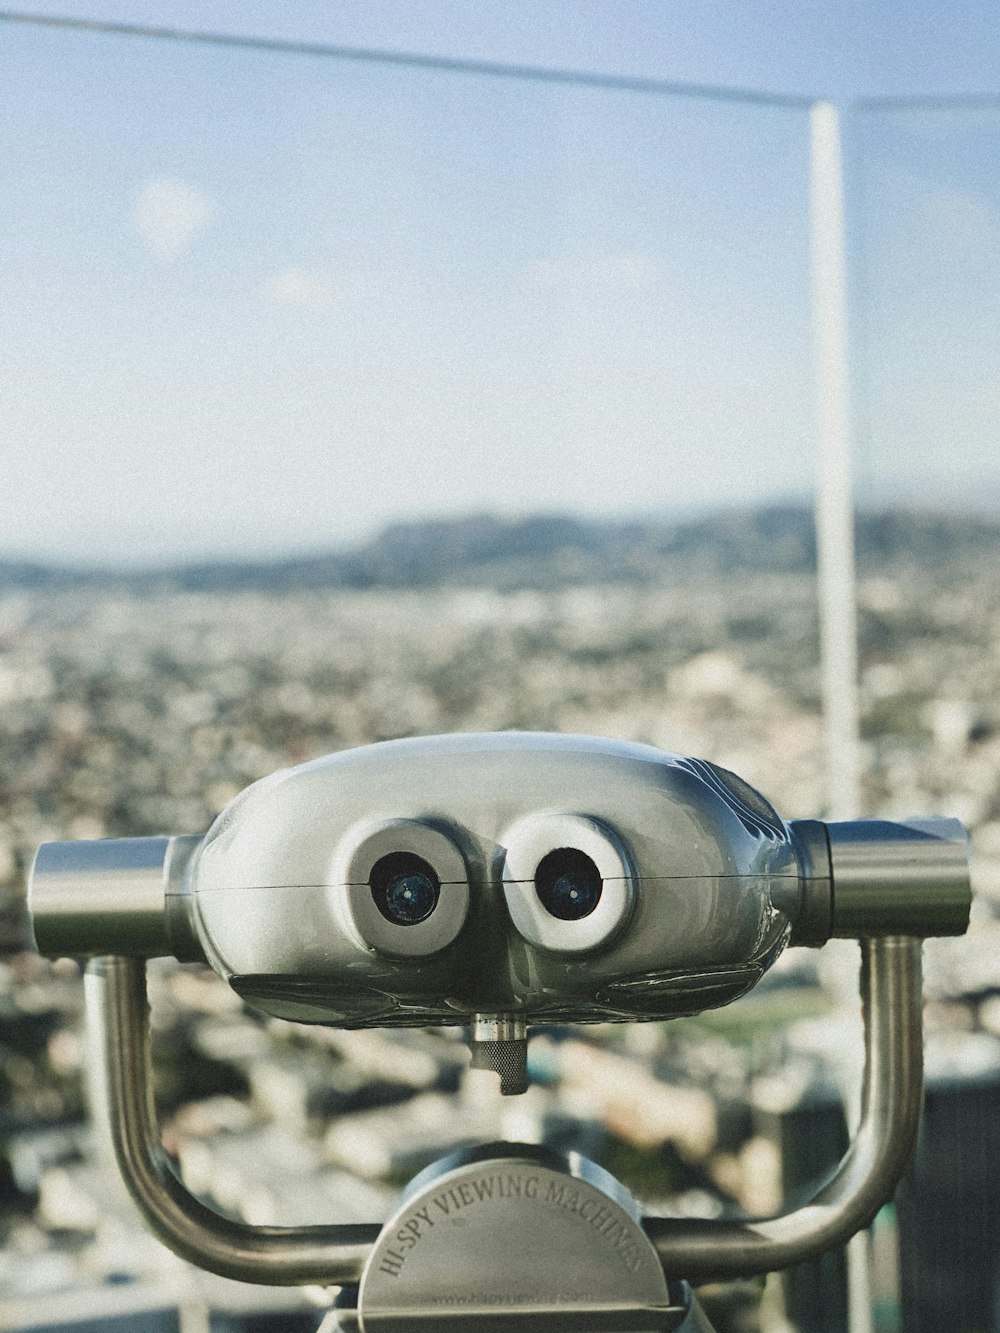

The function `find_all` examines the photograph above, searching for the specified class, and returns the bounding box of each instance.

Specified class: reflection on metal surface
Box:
[30,835,203,960]
[88,937,926,1290]
[786,819,832,946]
[468,1015,528,1096]
[643,937,923,1280]
[85,957,379,1286]
[55,736,803,1031]
[51,736,969,1307]
[826,819,970,937]
[357,1143,686,1332]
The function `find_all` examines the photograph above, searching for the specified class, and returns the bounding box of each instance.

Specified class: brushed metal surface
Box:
[27,732,975,1316]
[84,935,933,1290]
[643,936,923,1279]
[86,943,924,1290]
[827,818,970,937]
[469,1015,529,1096]
[318,1307,705,1332]
[786,819,832,946]
[30,835,203,959]
[358,1143,685,1332]
[86,956,379,1285]
[192,733,799,1026]
[29,738,973,1004]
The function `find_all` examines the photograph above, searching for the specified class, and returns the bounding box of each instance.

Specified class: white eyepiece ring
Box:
[331,818,470,958]
[500,813,635,954]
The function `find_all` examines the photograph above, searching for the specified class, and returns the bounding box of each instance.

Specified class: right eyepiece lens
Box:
[370,852,440,926]
[535,847,603,921]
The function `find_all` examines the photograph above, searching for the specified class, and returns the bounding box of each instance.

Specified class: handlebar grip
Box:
[792,817,971,943]
[826,818,971,937]
[29,835,204,960]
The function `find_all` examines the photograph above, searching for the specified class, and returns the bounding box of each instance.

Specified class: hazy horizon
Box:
[3,18,999,568]
[3,487,999,574]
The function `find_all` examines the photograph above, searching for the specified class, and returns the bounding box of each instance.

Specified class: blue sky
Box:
[2,4,999,563]
[849,107,1000,504]
[13,0,1000,102]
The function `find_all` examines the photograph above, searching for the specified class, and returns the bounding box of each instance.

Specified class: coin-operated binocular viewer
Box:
[30,733,971,1332]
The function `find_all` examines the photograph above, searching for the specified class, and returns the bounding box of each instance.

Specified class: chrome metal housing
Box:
[189,734,800,1026]
[26,731,972,1301]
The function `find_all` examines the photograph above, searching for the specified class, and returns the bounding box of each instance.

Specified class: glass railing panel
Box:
[0,19,823,799]
[0,20,826,1328]
[850,99,1000,1333]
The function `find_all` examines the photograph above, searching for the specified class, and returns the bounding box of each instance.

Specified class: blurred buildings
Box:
[0,509,999,1330]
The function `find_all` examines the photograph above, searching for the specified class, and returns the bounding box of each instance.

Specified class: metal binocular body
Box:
[28,733,972,1332]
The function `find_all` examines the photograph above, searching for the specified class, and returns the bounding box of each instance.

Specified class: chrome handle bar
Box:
[87,934,921,1287]
[645,935,921,1280]
[86,956,380,1286]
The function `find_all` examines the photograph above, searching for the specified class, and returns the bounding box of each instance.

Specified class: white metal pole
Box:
[810,100,871,1333]
[810,100,862,823]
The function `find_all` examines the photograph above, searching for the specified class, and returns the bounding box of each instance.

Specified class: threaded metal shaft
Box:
[469,1014,528,1095]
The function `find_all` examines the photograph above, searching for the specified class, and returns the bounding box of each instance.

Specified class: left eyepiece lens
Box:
[370,852,440,926]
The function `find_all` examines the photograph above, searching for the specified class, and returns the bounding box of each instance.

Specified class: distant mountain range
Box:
[2,505,998,593]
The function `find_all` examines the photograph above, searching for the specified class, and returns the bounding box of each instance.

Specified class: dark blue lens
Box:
[535,849,603,921]
[371,853,440,926]
[384,872,437,924]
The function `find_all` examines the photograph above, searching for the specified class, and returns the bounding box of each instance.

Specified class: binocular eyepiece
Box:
[24,732,974,1318]
[29,732,970,1093]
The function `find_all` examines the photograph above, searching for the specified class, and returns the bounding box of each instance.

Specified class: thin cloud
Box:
[132,176,217,259]
[264,267,333,307]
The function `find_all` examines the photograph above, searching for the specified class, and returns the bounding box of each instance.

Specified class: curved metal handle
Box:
[89,939,921,1287]
[85,957,379,1285]
[642,936,922,1280]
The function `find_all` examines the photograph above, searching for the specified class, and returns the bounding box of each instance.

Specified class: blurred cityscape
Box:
[1,505,999,1332]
